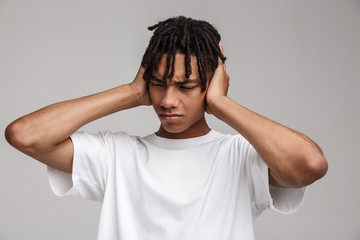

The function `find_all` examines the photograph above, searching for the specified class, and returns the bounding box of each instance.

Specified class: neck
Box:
[156,116,210,139]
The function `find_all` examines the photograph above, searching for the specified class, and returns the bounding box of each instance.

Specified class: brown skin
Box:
[5,70,149,174]
[5,44,328,188]
[149,53,210,139]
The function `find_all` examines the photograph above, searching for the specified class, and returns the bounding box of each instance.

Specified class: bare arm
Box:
[5,66,150,174]
[206,45,328,188]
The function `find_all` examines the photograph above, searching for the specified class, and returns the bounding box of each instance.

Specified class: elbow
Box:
[297,152,328,187]
[5,120,37,152]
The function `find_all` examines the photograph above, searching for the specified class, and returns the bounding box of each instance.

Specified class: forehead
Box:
[153,52,200,80]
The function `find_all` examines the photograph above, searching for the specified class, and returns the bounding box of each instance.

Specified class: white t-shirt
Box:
[47,129,306,240]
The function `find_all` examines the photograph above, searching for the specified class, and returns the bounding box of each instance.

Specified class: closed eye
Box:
[180,86,196,90]
[150,82,166,87]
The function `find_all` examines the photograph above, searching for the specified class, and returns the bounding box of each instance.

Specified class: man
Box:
[5,16,327,239]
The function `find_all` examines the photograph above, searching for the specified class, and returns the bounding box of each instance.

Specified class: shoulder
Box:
[211,130,258,163]
[211,130,249,146]
[71,130,144,148]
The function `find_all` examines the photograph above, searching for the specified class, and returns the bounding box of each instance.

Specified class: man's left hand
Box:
[205,43,230,114]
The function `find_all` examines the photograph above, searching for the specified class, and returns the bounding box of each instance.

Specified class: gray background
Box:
[1,0,359,239]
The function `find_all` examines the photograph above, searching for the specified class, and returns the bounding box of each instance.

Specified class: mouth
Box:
[159,114,183,122]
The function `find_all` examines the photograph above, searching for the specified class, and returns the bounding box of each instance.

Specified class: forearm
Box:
[209,96,327,187]
[6,84,139,151]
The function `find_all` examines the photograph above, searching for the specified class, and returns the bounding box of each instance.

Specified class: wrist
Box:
[127,82,151,107]
[207,95,228,109]
[206,95,230,116]
[127,83,143,107]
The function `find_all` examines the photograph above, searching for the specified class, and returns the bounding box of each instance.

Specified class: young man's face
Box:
[149,53,210,139]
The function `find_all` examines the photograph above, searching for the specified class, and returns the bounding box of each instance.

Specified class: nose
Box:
[160,86,179,109]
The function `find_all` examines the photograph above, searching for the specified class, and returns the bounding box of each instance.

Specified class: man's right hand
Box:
[129,66,151,106]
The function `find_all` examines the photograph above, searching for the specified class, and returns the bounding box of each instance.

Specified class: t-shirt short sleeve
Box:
[243,138,307,220]
[47,131,111,202]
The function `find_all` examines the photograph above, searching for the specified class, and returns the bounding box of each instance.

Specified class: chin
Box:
[161,124,188,134]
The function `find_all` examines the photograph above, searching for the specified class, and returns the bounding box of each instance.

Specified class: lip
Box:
[159,114,183,122]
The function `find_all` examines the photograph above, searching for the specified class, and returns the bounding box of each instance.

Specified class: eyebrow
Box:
[150,75,200,84]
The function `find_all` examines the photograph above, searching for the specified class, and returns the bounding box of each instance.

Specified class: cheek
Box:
[149,88,159,104]
[184,92,206,110]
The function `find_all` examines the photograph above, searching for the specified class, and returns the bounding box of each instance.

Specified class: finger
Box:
[138,65,145,73]
[217,42,226,69]
[216,55,226,71]
[219,42,224,55]
[217,52,226,71]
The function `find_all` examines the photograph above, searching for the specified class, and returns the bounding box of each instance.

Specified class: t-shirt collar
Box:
[143,129,218,149]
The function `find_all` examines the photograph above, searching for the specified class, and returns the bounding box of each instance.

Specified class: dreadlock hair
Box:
[141,16,226,92]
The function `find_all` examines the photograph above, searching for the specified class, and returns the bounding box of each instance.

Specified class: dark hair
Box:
[141,16,226,91]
